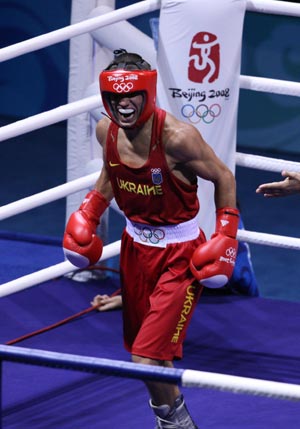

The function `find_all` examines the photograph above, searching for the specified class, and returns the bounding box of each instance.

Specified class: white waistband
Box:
[125,217,200,248]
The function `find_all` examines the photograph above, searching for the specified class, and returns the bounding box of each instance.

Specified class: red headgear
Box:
[99,69,157,127]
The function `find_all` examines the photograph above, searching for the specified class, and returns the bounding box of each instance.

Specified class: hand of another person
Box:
[91,294,122,311]
[256,171,300,198]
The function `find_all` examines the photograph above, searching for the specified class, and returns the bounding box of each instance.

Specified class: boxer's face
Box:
[109,92,144,128]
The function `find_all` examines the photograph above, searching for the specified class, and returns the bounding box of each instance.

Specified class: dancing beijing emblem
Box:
[151,168,163,185]
[188,32,220,84]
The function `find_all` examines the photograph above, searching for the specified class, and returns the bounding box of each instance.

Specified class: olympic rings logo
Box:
[113,82,134,93]
[226,247,236,259]
[181,103,221,124]
[134,225,165,245]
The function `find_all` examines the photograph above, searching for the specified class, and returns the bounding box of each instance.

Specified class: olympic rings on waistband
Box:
[181,103,221,124]
[113,82,134,93]
[133,225,166,245]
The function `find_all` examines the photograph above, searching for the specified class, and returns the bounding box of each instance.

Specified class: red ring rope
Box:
[6,266,121,345]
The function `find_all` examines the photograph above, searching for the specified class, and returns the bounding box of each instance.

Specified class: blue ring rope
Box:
[1,345,300,401]
[0,345,184,384]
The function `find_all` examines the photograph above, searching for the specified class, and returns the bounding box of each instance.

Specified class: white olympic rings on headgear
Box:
[113,82,134,93]
[181,103,221,124]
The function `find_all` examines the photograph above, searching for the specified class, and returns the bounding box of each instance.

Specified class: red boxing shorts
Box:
[120,221,205,361]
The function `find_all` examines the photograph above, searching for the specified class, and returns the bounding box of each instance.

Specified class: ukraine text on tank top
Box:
[106,107,199,225]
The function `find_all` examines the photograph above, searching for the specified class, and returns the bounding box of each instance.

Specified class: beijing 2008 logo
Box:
[188,32,220,84]
[168,31,228,125]
[179,31,223,124]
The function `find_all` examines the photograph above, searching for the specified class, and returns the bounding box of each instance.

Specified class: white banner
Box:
[157,0,246,236]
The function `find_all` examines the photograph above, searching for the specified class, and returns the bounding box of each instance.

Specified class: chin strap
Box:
[101,111,112,121]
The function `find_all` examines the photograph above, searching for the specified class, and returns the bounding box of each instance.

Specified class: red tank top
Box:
[106,107,199,225]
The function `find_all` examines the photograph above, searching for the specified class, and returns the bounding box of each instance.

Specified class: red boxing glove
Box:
[63,190,109,268]
[190,207,239,288]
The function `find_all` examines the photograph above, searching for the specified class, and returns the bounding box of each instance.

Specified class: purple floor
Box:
[1,237,300,428]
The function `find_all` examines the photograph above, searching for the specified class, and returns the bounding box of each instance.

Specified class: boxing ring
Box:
[1,0,300,428]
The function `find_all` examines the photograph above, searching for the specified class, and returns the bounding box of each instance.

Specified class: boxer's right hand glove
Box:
[63,190,109,268]
[190,207,239,288]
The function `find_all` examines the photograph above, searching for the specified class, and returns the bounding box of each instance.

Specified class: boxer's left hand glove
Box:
[63,190,109,268]
[190,207,239,288]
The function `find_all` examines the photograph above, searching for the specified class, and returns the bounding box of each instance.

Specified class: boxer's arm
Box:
[63,120,114,269]
[163,117,239,287]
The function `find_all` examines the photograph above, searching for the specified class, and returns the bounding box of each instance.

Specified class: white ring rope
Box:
[1,345,299,401]
[0,0,298,66]
[246,0,300,17]
[0,95,101,143]
[1,153,299,221]
[1,76,299,143]
[0,172,99,221]
[0,0,161,63]
[236,153,300,173]
[182,369,300,401]
[0,153,300,220]
[0,157,299,246]
[240,76,300,98]
[237,230,300,250]
[0,239,121,298]
[0,228,298,298]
